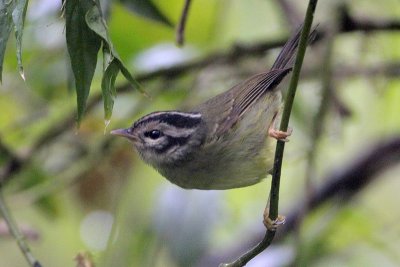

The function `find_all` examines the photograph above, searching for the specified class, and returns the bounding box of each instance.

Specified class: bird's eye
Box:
[144,130,162,140]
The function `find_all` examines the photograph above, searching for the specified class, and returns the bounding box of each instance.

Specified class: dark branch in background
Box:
[1,7,400,184]
[176,0,192,46]
[0,139,23,183]
[339,4,400,32]
[334,62,400,78]
[199,136,400,267]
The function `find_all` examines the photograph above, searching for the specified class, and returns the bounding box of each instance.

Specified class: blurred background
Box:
[1,0,400,266]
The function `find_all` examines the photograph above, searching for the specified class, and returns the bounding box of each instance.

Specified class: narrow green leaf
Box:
[85,4,110,44]
[65,0,102,125]
[102,47,119,120]
[119,0,173,27]
[86,3,147,119]
[12,0,29,80]
[118,61,143,93]
[0,0,15,82]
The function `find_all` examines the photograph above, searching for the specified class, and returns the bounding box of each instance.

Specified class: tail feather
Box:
[271,25,317,71]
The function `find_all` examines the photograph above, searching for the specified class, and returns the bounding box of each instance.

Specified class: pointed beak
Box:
[110,128,132,138]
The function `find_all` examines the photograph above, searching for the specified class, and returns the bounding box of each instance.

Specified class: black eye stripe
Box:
[134,112,202,129]
[154,136,190,154]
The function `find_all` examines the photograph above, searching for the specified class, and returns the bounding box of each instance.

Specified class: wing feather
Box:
[215,68,291,136]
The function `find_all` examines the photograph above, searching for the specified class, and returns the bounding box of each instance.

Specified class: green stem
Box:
[0,190,42,267]
[220,0,318,266]
[269,0,318,224]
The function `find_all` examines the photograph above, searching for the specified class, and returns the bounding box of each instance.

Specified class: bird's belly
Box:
[158,139,274,190]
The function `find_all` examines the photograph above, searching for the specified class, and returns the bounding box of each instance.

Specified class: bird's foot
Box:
[263,208,286,231]
[268,127,292,142]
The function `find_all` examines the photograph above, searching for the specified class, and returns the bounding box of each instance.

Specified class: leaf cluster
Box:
[1,0,172,125]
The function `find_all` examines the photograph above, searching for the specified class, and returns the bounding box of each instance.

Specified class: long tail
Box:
[271,25,317,71]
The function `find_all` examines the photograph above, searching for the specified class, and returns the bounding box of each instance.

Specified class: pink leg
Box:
[263,206,286,231]
[268,113,292,142]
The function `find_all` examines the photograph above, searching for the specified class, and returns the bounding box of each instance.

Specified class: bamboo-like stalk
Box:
[220,0,319,266]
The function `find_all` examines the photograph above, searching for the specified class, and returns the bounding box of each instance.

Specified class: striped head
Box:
[111,111,207,166]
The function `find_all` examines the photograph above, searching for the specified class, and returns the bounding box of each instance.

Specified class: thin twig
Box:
[269,0,318,255]
[219,1,319,266]
[176,0,192,46]
[0,190,42,267]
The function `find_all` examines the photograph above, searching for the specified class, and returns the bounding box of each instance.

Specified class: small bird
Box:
[112,26,314,190]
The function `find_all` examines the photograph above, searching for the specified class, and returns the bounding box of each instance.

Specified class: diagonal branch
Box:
[0,190,42,267]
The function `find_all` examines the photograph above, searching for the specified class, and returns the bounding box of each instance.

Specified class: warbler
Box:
[112,26,315,190]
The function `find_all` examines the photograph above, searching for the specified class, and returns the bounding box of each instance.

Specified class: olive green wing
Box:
[214,68,291,136]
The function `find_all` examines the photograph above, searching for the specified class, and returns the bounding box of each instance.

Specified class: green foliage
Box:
[64,0,102,125]
[119,0,173,27]
[0,0,26,82]
[84,1,145,121]
[12,0,28,80]
[101,48,120,121]
[1,0,170,125]
[64,0,147,125]
[0,2,13,82]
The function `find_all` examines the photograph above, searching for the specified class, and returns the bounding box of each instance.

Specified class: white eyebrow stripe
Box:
[134,111,203,129]
[141,111,202,121]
